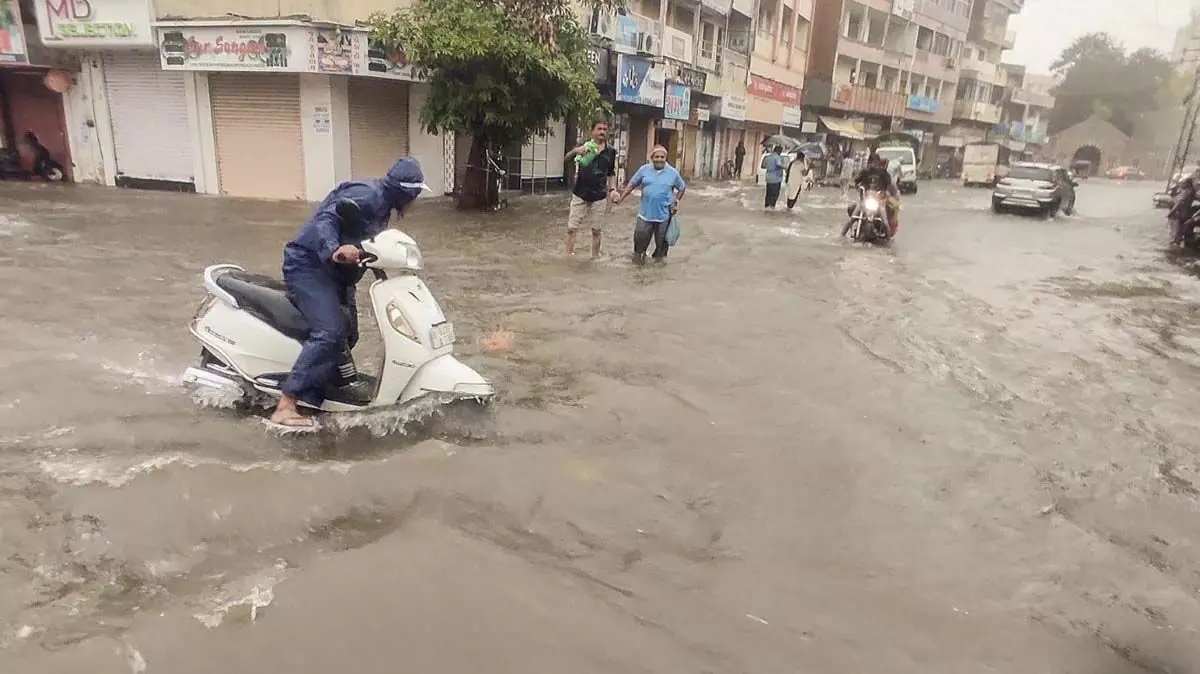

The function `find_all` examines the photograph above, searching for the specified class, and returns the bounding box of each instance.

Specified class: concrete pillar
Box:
[298,73,350,201]
[188,72,219,195]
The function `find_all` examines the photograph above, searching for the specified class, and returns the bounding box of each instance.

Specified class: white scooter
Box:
[182,228,493,417]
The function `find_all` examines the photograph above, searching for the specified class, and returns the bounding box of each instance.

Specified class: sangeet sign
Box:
[35,0,155,47]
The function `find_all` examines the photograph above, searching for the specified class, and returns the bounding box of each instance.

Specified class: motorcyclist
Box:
[841,153,899,238]
[269,157,430,428]
[1168,166,1200,246]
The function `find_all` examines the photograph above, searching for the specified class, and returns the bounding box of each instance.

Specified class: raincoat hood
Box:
[379,157,429,210]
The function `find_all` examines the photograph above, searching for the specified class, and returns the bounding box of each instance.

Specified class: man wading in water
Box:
[564,120,618,258]
[614,145,686,264]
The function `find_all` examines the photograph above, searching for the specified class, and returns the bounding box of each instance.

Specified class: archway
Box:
[1072,145,1102,175]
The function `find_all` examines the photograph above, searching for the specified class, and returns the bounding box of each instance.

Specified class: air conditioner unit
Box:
[637,32,658,54]
[593,12,615,38]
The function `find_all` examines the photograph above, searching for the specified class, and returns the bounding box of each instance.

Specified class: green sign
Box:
[56,21,138,38]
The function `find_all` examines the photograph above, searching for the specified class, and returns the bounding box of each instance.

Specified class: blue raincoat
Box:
[281,157,427,407]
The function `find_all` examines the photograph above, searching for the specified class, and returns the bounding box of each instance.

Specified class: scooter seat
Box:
[215,271,310,342]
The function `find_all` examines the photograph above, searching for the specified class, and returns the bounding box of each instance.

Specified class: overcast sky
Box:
[1007,0,1195,72]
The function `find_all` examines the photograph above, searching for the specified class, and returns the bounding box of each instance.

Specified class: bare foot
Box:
[270,396,313,427]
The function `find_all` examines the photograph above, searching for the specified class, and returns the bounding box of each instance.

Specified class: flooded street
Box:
[3,177,1200,672]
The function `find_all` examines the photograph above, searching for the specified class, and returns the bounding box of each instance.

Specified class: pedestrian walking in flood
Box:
[564,120,618,258]
[734,140,746,179]
[763,145,784,209]
[614,145,686,265]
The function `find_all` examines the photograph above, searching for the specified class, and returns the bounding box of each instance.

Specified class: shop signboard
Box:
[363,37,418,80]
[782,105,802,128]
[159,25,307,71]
[717,92,746,120]
[696,106,711,122]
[664,83,691,120]
[36,0,155,48]
[587,45,610,84]
[0,1,28,63]
[746,74,800,104]
[616,54,665,107]
[906,94,938,114]
[673,65,707,91]
[308,26,365,74]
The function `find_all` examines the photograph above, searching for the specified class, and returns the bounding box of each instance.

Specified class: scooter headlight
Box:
[863,197,881,212]
[385,300,420,342]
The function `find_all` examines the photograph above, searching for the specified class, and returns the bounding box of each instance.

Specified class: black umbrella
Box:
[761,134,803,151]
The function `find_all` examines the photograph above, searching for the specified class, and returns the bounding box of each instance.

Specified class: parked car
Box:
[992,162,1077,217]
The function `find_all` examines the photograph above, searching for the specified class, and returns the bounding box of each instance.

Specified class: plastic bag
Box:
[665,216,681,246]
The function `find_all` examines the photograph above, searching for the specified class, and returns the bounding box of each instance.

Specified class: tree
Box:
[368,0,609,209]
[1048,33,1173,135]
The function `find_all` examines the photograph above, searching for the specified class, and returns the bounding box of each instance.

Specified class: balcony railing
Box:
[1010,88,1054,109]
[663,25,695,63]
[953,100,1002,124]
[831,84,906,118]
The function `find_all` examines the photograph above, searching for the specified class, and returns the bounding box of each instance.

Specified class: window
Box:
[932,33,950,56]
[916,26,934,51]
[846,11,864,41]
[862,69,878,88]
[781,6,793,46]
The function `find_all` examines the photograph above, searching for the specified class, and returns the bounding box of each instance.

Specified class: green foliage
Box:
[1049,33,1173,136]
[368,0,608,150]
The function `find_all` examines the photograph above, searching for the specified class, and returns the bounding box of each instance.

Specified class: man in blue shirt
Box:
[614,145,687,265]
[763,144,785,209]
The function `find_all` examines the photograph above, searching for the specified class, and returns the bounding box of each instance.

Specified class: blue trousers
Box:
[281,266,357,407]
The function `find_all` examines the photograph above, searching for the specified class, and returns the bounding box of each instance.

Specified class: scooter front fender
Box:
[399,354,494,404]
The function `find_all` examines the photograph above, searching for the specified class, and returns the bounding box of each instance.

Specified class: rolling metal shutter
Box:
[348,78,410,178]
[103,51,193,184]
[209,73,304,200]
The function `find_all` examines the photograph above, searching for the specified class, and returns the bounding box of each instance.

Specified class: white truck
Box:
[962,142,1007,187]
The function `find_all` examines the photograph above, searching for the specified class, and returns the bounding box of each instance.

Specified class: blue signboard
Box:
[906,95,938,114]
[664,83,691,120]
[616,54,665,107]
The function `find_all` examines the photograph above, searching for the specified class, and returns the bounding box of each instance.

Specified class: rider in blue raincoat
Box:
[270,157,429,427]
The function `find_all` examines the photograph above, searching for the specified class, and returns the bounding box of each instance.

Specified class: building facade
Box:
[948,0,1020,141]
[801,0,972,166]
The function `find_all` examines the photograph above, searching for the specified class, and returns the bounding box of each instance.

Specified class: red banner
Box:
[747,74,801,104]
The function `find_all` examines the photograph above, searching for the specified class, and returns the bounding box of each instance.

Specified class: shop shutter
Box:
[209,73,305,200]
[103,51,193,184]
[348,78,409,178]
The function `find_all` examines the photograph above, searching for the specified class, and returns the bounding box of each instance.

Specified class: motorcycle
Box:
[182,227,494,421]
[1171,197,1200,250]
[848,187,892,244]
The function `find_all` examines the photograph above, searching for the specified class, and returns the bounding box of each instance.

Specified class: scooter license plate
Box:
[430,322,455,349]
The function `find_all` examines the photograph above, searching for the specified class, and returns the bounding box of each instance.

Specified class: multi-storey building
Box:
[948,0,1020,142]
[801,0,971,165]
[999,66,1053,155]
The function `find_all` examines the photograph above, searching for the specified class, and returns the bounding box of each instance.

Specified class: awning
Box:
[819,115,867,140]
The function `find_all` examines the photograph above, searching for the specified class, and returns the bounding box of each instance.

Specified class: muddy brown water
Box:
[1,179,1199,672]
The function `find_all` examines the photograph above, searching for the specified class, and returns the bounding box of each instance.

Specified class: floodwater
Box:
[1,177,1199,672]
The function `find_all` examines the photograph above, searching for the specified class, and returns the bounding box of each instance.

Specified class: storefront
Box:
[102,51,194,188]
[2,6,72,180]
[744,74,800,157]
[348,77,410,178]
[713,92,747,179]
[666,62,714,179]
[614,54,665,178]
[35,0,174,187]
[208,72,305,200]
